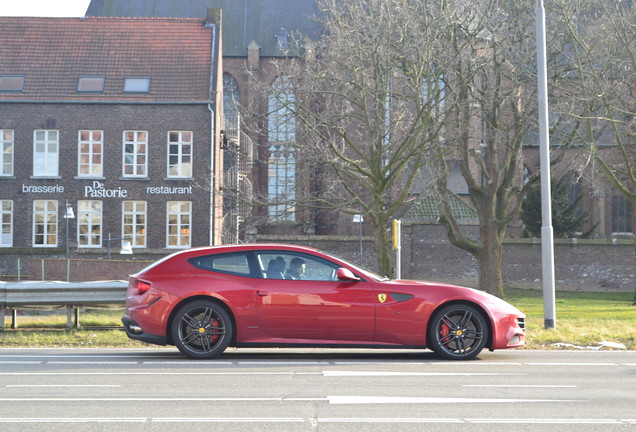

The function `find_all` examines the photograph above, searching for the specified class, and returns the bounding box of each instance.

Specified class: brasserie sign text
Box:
[21,181,193,197]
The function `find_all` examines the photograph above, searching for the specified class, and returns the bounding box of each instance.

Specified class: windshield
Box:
[320,250,388,282]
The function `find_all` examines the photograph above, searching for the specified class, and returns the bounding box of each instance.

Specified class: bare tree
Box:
[427,0,602,297]
[559,0,636,303]
[255,0,456,276]
[247,0,594,296]
[429,0,545,297]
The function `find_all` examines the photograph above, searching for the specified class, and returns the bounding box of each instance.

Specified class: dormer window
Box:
[124,77,151,93]
[274,27,289,50]
[77,76,105,92]
[0,75,24,92]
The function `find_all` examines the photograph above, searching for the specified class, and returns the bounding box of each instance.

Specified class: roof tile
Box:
[0,17,213,102]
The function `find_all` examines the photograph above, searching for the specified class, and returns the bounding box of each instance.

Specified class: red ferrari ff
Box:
[122,244,525,360]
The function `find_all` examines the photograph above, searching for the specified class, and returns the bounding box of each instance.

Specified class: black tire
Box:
[171,300,233,360]
[428,304,488,360]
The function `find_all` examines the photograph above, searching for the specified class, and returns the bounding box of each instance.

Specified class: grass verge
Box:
[505,289,635,350]
[1,290,634,350]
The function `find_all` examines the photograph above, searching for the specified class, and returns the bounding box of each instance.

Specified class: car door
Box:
[253,251,375,342]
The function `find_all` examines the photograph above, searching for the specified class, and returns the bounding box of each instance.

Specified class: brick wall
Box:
[26,257,156,282]
[258,225,635,292]
[0,224,633,292]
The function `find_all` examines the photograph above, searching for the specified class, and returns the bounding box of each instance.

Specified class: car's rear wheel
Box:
[171,300,233,359]
[428,304,488,360]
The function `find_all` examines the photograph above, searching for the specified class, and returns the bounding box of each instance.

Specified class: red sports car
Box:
[122,244,525,360]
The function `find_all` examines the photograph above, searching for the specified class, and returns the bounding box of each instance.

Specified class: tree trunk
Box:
[633,239,636,305]
[633,215,636,305]
[476,229,505,298]
[371,214,393,278]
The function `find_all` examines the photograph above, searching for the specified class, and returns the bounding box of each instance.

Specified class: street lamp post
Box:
[64,200,75,258]
[353,214,363,265]
[536,0,557,329]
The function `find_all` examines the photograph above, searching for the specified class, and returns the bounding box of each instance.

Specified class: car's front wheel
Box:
[171,300,233,359]
[428,304,488,360]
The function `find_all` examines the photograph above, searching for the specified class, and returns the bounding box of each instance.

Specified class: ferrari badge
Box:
[378,293,387,303]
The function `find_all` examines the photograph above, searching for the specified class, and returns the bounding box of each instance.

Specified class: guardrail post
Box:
[66,306,80,330]
[0,308,17,330]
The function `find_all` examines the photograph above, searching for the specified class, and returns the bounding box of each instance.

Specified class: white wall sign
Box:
[84,181,128,198]
[22,184,64,193]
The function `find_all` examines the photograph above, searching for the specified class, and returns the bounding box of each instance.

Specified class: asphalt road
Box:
[0,347,634,431]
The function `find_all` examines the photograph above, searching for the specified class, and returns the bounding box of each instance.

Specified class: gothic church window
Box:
[267,77,296,221]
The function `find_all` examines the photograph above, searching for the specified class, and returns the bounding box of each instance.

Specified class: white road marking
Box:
[526,362,619,366]
[463,384,577,388]
[238,361,330,365]
[0,355,144,359]
[0,397,295,402]
[318,418,463,423]
[0,372,321,376]
[6,385,121,388]
[327,396,582,404]
[0,354,633,367]
[142,361,233,365]
[0,395,582,404]
[0,418,146,423]
[152,417,305,423]
[46,361,139,365]
[1,417,630,425]
[323,371,523,377]
[467,418,624,424]
[427,362,523,366]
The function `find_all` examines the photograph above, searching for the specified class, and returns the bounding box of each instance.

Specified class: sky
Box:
[0,0,91,17]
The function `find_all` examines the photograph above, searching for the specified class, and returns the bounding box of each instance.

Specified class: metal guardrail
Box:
[0,280,128,330]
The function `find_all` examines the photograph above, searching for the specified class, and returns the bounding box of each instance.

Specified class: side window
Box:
[189,252,251,277]
[257,252,339,281]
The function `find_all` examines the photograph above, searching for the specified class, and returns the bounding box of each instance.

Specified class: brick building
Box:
[0,12,225,256]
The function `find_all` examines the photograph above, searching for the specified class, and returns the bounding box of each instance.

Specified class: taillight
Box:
[131,279,152,295]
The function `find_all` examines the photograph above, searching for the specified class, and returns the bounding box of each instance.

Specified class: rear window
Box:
[188,252,251,276]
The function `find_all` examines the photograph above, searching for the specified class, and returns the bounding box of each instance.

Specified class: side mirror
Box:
[337,267,360,282]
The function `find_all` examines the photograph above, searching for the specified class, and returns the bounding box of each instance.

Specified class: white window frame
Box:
[1,129,14,177]
[122,200,146,248]
[0,200,13,247]
[166,201,191,248]
[77,200,102,248]
[32,200,58,247]
[167,131,193,178]
[122,131,148,178]
[33,130,59,177]
[78,130,104,178]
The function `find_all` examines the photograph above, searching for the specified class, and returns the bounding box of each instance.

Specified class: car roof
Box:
[184,243,319,254]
